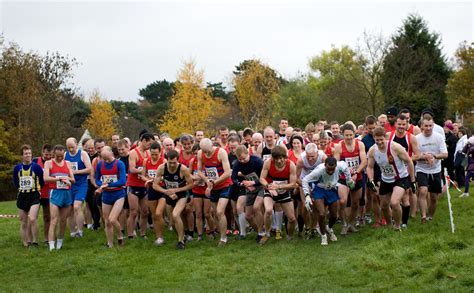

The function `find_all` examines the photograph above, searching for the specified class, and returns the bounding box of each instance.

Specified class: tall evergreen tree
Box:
[381,14,450,123]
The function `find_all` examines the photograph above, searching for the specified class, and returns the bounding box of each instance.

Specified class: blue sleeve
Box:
[254,158,264,186]
[95,161,103,187]
[107,161,127,187]
[34,164,44,187]
[231,162,240,186]
[13,165,20,189]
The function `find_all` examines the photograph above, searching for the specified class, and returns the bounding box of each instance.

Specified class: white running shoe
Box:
[154,238,165,246]
[321,234,328,246]
[326,226,338,242]
[459,193,469,198]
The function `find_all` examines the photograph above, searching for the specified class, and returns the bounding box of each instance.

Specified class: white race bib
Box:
[164,180,179,189]
[345,156,360,174]
[147,170,157,179]
[102,175,118,184]
[381,165,396,177]
[272,180,288,195]
[19,176,34,191]
[70,162,78,171]
[245,172,259,182]
[205,167,219,180]
[56,177,68,189]
[262,154,271,161]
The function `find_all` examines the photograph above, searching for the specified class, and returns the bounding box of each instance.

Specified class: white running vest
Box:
[300,150,325,179]
[374,143,408,183]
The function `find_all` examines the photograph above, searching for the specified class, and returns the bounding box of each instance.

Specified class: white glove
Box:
[304,195,313,212]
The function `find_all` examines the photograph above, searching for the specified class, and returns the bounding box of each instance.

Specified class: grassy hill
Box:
[0,189,472,292]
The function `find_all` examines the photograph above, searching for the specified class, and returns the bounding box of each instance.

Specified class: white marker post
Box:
[444,168,455,233]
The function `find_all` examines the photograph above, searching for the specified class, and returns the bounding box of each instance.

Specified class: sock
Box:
[271,210,276,230]
[402,205,410,225]
[49,240,55,251]
[258,231,266,236]
[56,239,63,249]
[238,213,247,236]
[297,215,305,233]
[275,211,283,231]
[220,236,227,243]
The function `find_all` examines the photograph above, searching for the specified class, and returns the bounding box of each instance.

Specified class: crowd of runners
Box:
[12,107,474,250]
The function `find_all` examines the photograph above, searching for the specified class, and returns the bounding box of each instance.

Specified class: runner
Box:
[126,132,154,238]
[178,134,196,241]
[152,150,193,249]
[117,139,131,234]
[197,138,233,246]
[43,145,75,251]
[333,123,367,235]
[195,130,205,143]
[95,146,127,248]
[250,132,263,156]
[142,142,166,245]
[277,119,289,142]
[302,157,353,245]
[330,121,343,144]
[399,109,421,135]
[387,114,420,228]
[231,145,264,240]
[296,143,327,239]
[384,106,398,133]
[13,144,44,247]
[189,143,215,241]
[65,137,92,238]
[367,127,416,231]
[111,134,120,148]
[414,116,448,223]
[259,146,297,244]
[33,144,52,242]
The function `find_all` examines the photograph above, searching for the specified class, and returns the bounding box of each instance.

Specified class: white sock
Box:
[220,236,227,243]
[275,211,284,231]
[49,241,55,251]
[57,239,63,249]
[238,213,247,236]
[271,210,276,230]
[258,231,266,236]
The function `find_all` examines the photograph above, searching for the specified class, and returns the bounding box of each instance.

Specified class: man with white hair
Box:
[65,137,92,238]
[296,143,327,239]
[250,132,263,156]
[197,138,233,246]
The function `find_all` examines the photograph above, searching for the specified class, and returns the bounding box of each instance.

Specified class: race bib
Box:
[262,154,271,161]
[272,180,288,195]
[56,177,68,189]
[102,175,118,184]
[381,165,396,177]
[147,170,157,179]
[70,162,78,172]
[164,180,179,189]
[205,167,219,180]
[245,172,259,182]
[19,176,34,190]
[345,156,360,174]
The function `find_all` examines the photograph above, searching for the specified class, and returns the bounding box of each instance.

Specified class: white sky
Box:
[1,0,472,101]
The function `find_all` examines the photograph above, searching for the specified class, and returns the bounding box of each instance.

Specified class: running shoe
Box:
[154,238,164,246]
[118,238,125,247]
[259,235,270,245]
[275,230,283,240]
[340,225,349,235]
[176,241,185,250]
[459,192,469,198]
[348,225,359,233]
[218,240,227,247]
[321,234,328,246]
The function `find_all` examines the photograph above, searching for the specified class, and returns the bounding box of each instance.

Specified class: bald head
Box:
[199,138,213,152]
[162,137,175,152]
[101,146,114,161]
[66,137,78,154]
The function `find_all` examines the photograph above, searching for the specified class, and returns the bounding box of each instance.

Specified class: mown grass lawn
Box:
[0,189,473,292]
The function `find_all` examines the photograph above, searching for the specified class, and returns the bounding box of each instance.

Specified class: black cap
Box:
[385,106,398,116]
[421,108,435,117]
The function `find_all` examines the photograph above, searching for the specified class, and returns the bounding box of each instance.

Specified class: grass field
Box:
[0,189,473,292]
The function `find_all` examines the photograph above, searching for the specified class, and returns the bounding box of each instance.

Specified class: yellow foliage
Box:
[159,60,226,137]
[82,90,119,140]
[233,60,281,130]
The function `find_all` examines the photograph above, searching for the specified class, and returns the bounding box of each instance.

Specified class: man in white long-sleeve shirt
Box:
[301,157,354,246]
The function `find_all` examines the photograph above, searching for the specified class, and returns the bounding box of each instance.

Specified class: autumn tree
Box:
[381,14,450,123]
[0,119,19,199]
[446,41,474,124]
[233,59,282,129]
[159,60,227,137]
[82,90,119,140]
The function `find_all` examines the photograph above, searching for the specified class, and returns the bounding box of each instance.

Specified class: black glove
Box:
[411,181,417,193]
[367,180,377,193]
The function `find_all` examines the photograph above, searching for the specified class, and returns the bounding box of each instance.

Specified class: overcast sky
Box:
[1,1,472,101]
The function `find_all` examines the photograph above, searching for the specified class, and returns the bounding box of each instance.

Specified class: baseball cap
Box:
[385,106,398,116]
[421,108,435,117]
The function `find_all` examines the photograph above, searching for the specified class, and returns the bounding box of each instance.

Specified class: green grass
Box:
[0,189,473,292]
